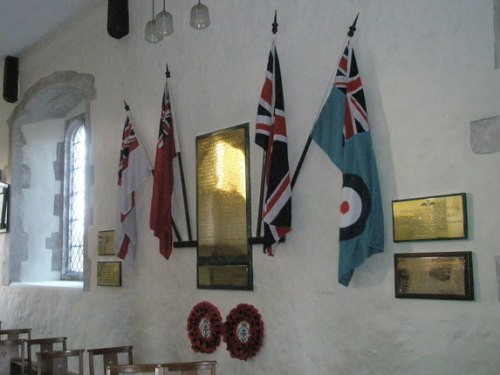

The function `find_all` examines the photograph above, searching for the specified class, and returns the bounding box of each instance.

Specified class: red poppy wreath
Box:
[187,301,223,354]
[223,303,264,361]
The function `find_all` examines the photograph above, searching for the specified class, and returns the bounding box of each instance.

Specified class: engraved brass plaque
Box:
[196,124,252,290]
[392,193,467,242]
[198,265,249,288]
[97,230,115,255]
[394,252,474,300]
[97,261,121,286]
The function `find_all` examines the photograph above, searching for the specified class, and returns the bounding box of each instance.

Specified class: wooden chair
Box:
[28,337,67,374]
[106,363,167,375]
[0,339,26,375]
[87,346,133,375]
[0,328,32,341]
[163,361,216,375]
[0,329,31,373]
[36,349,84,375]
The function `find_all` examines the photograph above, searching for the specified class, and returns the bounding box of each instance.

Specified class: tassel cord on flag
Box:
[290,13,359,190]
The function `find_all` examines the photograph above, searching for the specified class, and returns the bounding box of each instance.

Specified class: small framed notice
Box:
[394,252,474,300]
[392,193,468,242]
[97,261,122,287]
[98,230,115,255]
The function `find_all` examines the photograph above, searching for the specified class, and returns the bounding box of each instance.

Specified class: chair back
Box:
[106,363,167,375]
[36,349,84,375]
[0,328,32,341]
[29,337,67,373]
[163,361,216,375]
[0,339,26,375]
[88,346,133,375]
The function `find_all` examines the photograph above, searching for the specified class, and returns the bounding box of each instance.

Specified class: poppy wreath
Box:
[187,301,223,353]
[223,303,264,361]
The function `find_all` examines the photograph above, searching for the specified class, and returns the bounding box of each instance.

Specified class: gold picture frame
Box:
[394,252,474,300]
[392,193,468,242]
[98,230,115,255]
[97,261,122,287]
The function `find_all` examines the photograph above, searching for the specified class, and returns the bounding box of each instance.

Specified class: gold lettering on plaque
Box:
[197,127,248,257]
[393,194,466,241]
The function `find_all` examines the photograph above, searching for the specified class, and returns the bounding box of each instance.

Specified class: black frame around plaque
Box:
[195,123,253,291]
[394,251,474,300]
[0,182,9,233]
[392,193,468,242]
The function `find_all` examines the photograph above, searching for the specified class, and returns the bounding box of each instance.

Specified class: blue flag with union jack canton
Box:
[311,37,384,286]
[255,38,292,256]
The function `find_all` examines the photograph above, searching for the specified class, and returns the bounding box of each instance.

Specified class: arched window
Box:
[62,115,87,280]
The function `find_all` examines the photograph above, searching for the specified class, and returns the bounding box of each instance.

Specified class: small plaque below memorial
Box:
[392,193,467,242]
[97,261,121,286]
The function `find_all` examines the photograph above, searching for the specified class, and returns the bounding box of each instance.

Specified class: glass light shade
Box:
[190,1,210,29]
[156,10,174,36]
[145,19,163,43]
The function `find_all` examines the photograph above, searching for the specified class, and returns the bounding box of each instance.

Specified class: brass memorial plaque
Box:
[392,193,467,242]
[394,252,474,300]
[97,261,122,286]
[198,265,250,288]
[196,124,252,290]
[97,230,115,255]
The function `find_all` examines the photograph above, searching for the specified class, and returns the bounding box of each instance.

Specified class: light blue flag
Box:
[311,37,384,286]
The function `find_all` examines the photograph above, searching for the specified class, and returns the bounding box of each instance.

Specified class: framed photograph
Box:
[97,261,122,287]
[394,252,474,300]
[392,193,467,242]
[98,230,115,255]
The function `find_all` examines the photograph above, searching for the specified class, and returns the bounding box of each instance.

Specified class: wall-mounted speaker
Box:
[3,56,19,103]
[107,0,129,39]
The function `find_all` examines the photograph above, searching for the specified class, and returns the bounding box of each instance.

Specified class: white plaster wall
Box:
[21,119,65,281]
[1,1,500,374]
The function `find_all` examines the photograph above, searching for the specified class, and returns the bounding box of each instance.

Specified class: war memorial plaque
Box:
[196,124,252,290]
[392,193,467,242]
[394,252,474,300]
[97,261,122,286]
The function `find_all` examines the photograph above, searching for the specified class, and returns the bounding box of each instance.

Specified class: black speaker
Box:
[107,0,129,39]
[3,56,19,103]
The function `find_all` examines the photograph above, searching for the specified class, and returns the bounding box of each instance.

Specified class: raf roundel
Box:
[339,173,371,241]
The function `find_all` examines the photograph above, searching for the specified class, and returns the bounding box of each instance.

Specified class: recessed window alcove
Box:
[5,71,95,290]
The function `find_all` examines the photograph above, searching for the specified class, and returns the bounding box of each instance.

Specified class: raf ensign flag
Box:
[116,111,152,261]
[255,38,292,256]
[311,37,384,286]
[150,77,178,259]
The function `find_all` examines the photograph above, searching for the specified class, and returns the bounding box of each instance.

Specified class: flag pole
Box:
[252,10,279,244]
[290,13,359,190]
[165,65,197,248]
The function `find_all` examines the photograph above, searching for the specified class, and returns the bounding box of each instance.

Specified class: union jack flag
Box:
[255,38,292,256]
[334,38,369,141]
